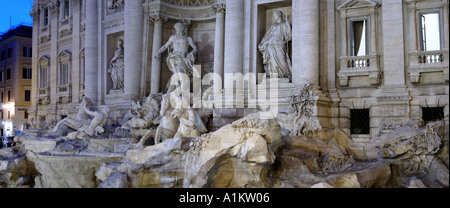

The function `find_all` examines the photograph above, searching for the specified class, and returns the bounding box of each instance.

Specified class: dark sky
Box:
[0,0,34,34]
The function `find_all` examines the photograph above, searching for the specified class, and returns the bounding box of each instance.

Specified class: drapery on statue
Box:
[154,22,198,83]
[258,10,292,79]
[108,39,125,90]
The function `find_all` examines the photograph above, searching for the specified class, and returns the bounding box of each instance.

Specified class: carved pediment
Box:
[58,50,72,59]
[38,55,50,64]
[338,0,378,11]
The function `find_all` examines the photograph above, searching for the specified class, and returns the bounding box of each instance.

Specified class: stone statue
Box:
[121,93,162,129]
[52,97,93,133]
[155,22,198,79]
[258,10,292,79]
[171,96,208,138]
[108,39,125,91]
[63,101,111,140]
[108,0,124,10]
[80,105,112,138]
[136,93,180,147]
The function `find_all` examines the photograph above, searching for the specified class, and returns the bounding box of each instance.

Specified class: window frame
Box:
[349,18,369,57]
[23,67,32,79]
[39,67,48,89]
[418,10,442,52]
[24,90,31,102]
[23,46,32,58]
[43,8,49,26]
[6,69,11,80]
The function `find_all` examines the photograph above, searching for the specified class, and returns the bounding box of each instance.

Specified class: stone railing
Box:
[408,50,449,84]
[346,57,370,69]
[338,55,381,87]
[37,87,50,105]
[40,25,51,44]
[59,17,73,38]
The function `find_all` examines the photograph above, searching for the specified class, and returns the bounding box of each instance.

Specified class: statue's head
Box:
[273,10,283,23]
[117,39,124,47]
[174,22,187,35]
[103,106,111,114]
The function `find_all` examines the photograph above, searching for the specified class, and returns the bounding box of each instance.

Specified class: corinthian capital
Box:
[212,0,226,14]
[148,15,168,24]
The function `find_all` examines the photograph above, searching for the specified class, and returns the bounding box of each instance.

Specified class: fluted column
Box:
[213,3,226,89]
[85,0,98,101]
[292,0,319,86]
[124,0,144,99]
[150,16,167,94]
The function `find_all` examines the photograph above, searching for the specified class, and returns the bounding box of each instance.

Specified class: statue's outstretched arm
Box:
[155,36,174,59]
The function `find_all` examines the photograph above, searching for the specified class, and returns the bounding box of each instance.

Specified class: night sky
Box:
[0,0,33,34]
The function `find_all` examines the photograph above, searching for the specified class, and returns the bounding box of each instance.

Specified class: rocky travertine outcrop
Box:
[182,112,282,188]
[268,134,392,188]
[0,146,37,188]
[377,120,448,188]
[97,112,282,188]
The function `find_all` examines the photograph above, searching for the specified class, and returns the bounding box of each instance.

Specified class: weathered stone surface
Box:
[14,132,59,154]
[27,151,123,188]
[407,177,427,188]
[310,182,334,188]
[99,171,128,188]
[326,173,361,188]
[0,146,37,188]
[183,112,282,188]
[378,120,448,188]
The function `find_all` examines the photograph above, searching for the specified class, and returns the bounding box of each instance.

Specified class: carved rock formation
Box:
[183,112,282,188]
[377,120,449,188]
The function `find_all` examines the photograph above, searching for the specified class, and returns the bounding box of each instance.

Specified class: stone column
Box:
[30,3,40,118]
[223,0,244,89]
[150,16,166,94]
[292,0,319,86]
[85,0,98,102]
[71,0,81,103]
[124,0,144,99]
[213,3,226,89]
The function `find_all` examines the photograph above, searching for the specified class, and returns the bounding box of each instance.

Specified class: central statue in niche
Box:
[155,22,198,91]
[259,10,292,80]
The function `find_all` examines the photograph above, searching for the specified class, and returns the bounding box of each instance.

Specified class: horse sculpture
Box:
[136,93,180,147]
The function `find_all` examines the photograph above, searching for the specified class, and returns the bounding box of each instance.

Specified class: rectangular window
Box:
[43,8,49,26]
[64,0,70,19]
[7,111,10,119]
[350,109,370,134]
[0,92,3,103]
[422,107,444,122]
[7,91,10,102]
[60,63,69,85]
[23,67,32,79]
[0,51,5,60]
[39,67,48,88]
[7,48,12,58]
[351,20,368,56]
[419,12,441,51]
[24,110,29,119]
[24,90,31,102]
[0,71,3,82]
[23,47,32,58]
[6,69,11,80]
